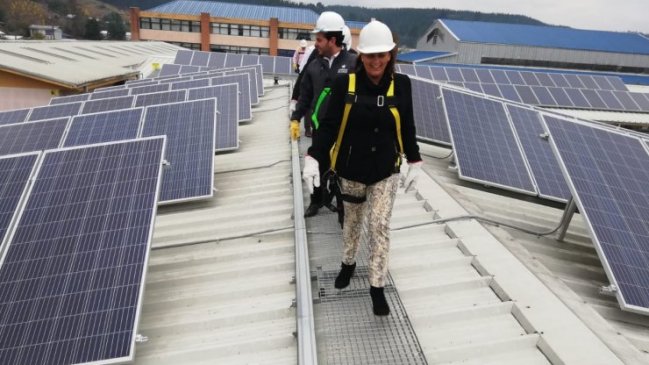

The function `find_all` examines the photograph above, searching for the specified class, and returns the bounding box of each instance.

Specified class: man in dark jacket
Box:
[289,11,356,217]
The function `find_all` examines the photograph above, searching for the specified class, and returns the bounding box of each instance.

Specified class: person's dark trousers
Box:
[305,128,330,217]
[304,110,313,136]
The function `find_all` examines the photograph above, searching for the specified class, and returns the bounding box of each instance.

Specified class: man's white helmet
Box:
[312,11,345,33]
[299,39,308,48]
[357,20,395,54]
[342,25,352,49]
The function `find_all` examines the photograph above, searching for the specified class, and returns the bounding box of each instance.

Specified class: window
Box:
[210,23,270,38]
[140,17,151,29]
[210,45,269,55]
[171,19,181,31]
[191,21,201,32]
[427,29,440,44]
[150,18,161,31]
[161,19,171,31]
[169,41,201,50]
[278,27,311,40]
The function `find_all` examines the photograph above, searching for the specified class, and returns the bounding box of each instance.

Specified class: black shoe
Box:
[370,286,390,316]
[305,130,312,138]
[334,262,356,289]
[304,203,320,217]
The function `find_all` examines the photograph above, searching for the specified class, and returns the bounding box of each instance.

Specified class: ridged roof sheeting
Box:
[148,0,318,24]
[440,19,649,55]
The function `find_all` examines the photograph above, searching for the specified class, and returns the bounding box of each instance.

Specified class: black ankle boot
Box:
[334,262,356,289]
[370,286,390,316]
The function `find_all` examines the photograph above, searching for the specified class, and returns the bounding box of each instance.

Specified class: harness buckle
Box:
[377,95,384,107]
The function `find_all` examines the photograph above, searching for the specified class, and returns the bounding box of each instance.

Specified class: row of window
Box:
[210,45,269,55]
[168,42,201,50]
[140,17,311,40]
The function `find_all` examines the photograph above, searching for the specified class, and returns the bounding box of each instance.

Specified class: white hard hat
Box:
[342,26,352,49]
[357,20,395,54]
[312,11,345,33]
[299,39,307,48]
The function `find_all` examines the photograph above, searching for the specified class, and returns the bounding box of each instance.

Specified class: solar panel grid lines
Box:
[180,65,200,74]
[0,152,40,248]
[134,90,187,108]
[410,78,450,145]
[140,99,216,203]
[224,53,243,68]
[190,51,210,67]
[49,94,90,106]
[542,116,649,313]
[258,55,274,74]
[63,108,143,147]
[28,102,83,122]
[442,88,537,195]
[158,63,181,77]
[505,105,571,202]
[0,118,70,156]
[208,52,226,69]
[0,109,31,126]
[187,84,239,151]
[174,49,193,64]
[90,89,130,100]
[81,95,134,115]
[210,74,252,121]
[170,79,210,91]
[0,136,166,365]
[157,77,190,85]
[129,84,170,96]
[241,54,259,66]
[224,70,259,104]
[273,56,292,75]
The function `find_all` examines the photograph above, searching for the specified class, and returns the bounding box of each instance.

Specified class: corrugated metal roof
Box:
[440,19,649,55]
[397,50,454,63]
[0,41,183,88]
[148,0,318,24]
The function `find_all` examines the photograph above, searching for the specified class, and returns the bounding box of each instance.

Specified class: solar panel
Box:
[258,55,274,74]
[411,79,450,145]
[564,74,585,89]
[224,53,243,68]
[442,89,536,195]
[564,88,592,108]
[0,108,30,125]
[0,118,69,156]
[398,64,416,77]
[475,69,495,83]
[125,78,156,86]
[170,79,210,91]
[0,152,40,247]
[63,109,143,147]
[28,102,83,122]
[0,137,165,364]
[50,94,90,105]
[490,69,509,84]
[607,77,628,91]
[208,52,226,69]
[592,75,615,90]
[612,91,641,111]
[481,83,502,98]
[577,75,599,89]
[190,51,210,67]
[497,84,522,103]
[187,84,239,151]
[180,65,200,74]
[134,90,187,108]
[549,74,571,88]
[141,99,215,203]
[241,54,259,66]
[596,90,624,110]
[174,49,194,64]
[81,95,134,114]
[129,84,170,96]
[460,68,479,83]
[274,56,292,75]
[236,64,264,96]
[92,85,127,93]
[630,93,649,110]
[520,71,541,86]
[547,87,573,106]
[158,77,191,85]
[534,72,556,87]
[531,86,558,106]
[158,63,181,77]
[414,65,433,79]
[210,74,252,121]
[543,116,649,314]
[90,89,131,100]
[505,71,525,85]
[126,81,159,89]
[514,85,540,105]
[506,105,570,201]
[224,70,259,105]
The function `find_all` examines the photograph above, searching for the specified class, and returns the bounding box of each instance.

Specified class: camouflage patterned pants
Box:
[339,174,399,288]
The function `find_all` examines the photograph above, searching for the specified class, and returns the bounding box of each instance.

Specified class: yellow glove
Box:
[290,120,300,141]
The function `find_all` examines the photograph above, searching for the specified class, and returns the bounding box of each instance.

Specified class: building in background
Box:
[417,19,649,74]
[28,25,63,40]
[129,0,362,56]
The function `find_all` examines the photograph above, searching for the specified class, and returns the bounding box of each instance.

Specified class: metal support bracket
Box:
[599,284,618,296]
[557,197,577,242]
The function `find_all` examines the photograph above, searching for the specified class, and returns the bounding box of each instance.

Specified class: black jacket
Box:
[290,49,356,122]
[308,69,421,185]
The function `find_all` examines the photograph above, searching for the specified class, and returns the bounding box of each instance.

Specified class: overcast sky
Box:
[290,0,649,34]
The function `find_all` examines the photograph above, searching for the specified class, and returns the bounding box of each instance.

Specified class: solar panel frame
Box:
[241,54,260,66]
[170,79,210,91]
[0,108,31,125]
[442,88,537,195]
[411,79,451,145]
[273,56,292,75]
[50,94,90,105]
[129,84,170,96]
[89,89,131,100]
[595,89,624,110]
[134,90,187,108]
[63,108,143,147]
[158,63,181,77]
[546,87,573,107]
[0,117,70,156]
[210,74,252,121]
[224,70,259,105]
[543,116,649,314]
[208,52,226,69]
[140,99,216,204]
[190,51,210,67]
[174,49,194,65]
[534,72,556,87]
[430,67,448,81]
[0,136,166,364]
[612,91,641,111]
[81,95,134,114]
[224,53,243,68]
[187,84,240,152]
[564,88,592,108]
[28,102,83,122]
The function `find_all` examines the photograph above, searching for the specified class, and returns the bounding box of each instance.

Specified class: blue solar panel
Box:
[506,105,570,201]
[414,65,433,79]
[0,152,39,247]
[0,137,165,364]
[581,89,608,108]
[273,56,292,75]
[520,71,541,86]
[93,85,127,92]
[225,54,243,68]
[187,84,240,151]
[475,69,495,84]
[126,81,159,89]
[0,109,30,125]
[174,49,193,65]
[411,79,450,145]
[497,84,522,103]
[90,89,130,100]
[592,75,615,90]
[208,52,226,69]
[490,70,509,84]
[180,65,200,75]
[547,87,573,107]
[28,102,83,122]
[130,84,170,96]
[544,116,649,313]
[460,68,479,83]
[0,118,69,155]
[50,94,90,105]
[612,91,641,111]
[141,99,215,203]
[577,75,599,89]
[531,86,557,106]
[158,76,190,84]
[210,74,252,121]
[630,93,649,110]
[158,63,181,77]
[134,90,187,108]
[607,77,629,91]
[514,85,540,104]
[549,74,571,88]
[398,64,416,77]
[464,83,484,94]
[190,51,210,67]
[443,89,536,194]
[81,96,134,114]
[534,72,556,87]
[241,54,259,66]
[445,67,463,82]
[63,109,143,147]
[258,55,274,74]
[564,88,592,108]
[564,74,586,89]
[481,83,502,98]
[505,71,525,85]
[225,70,259,105]
[170,79,210,91]
[595,90,624,110]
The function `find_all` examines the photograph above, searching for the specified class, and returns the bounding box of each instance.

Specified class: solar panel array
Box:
[544,116,649,314]
[0,118,69,156]
[0,152,39,247]
[410,78,450,145]
[0,109,30,125]
[134,90,187,108]
[81,95,134,114]
[63,109,143,147]
[28,102,83,122]
[166,50,293,75]
[0,137,166,364]
[49,94,90,105]
[397,64,649,113]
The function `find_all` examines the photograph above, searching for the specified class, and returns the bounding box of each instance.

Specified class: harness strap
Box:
[330,74,356,172]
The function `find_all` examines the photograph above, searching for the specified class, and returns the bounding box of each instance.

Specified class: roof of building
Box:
[0,41,183,89]
[148,0,318,24]
[397,50,455,63]
[439,19,649,55]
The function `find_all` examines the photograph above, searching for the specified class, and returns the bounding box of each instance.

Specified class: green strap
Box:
[311,87,331,130]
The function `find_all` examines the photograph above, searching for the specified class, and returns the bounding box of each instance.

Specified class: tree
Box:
[4,0,46,36]
[103,12,126,40]
[84,17,101,40]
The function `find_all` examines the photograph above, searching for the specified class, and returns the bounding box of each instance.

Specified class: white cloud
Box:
[291,0,649,33]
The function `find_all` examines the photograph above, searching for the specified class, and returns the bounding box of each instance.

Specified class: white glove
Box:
[402,161,423,192]
[302,155,320,194]
[290,99,297,112]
